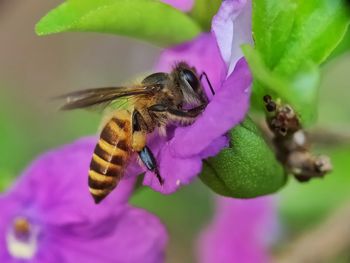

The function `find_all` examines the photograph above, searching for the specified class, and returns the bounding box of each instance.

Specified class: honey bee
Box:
[59,62,212,204]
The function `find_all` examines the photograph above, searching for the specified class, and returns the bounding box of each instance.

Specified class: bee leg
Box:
[138,146,164,185]
[132,109,164,185]
[167,106,206,118]
[132,110,146,132]
[149,104,205,118]
[199,72,215,96]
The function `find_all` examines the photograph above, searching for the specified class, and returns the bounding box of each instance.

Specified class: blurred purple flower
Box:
[143,0,253,194]
[197,196,277,263]
[0,138,167,263]
[161,0,193,12]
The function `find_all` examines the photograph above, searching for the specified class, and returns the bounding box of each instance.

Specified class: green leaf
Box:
[243,45,320,124]
[327,26,350,61]
[36,0,201,46]
[274,0,350,75]
[249,0,350,123]
[189,0,221,31]
[200,117,287,198]
[253,0,297,69]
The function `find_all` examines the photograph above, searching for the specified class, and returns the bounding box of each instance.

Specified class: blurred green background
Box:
[0,1,349,263]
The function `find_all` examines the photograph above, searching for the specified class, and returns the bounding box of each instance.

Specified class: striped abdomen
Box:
[89,111,132,204]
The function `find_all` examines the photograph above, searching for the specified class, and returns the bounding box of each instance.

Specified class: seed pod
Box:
[263,95,332,182]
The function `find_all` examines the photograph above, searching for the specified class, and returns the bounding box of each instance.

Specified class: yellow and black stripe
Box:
[89,111,131,204]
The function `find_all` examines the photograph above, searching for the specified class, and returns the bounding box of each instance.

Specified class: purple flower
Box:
[160,0,194,12]
[0,138,167,263]
[197,196,277,263]
[212,0,253,74]
[143,0,253,194]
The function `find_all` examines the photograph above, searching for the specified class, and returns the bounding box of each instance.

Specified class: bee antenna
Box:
[200,72,215,96]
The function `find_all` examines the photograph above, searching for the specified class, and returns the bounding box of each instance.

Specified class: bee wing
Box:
[57,85,159,110]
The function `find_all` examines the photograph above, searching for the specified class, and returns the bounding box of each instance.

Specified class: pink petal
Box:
[56,207,168,263]
[3,137,141,226]
[212,0,253,74]
[143,143,202,194]
[161,0,194,12]
[199,135,229,159]
[197,196,277,263]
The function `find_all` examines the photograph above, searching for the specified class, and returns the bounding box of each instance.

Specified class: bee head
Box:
[172,62,207,107]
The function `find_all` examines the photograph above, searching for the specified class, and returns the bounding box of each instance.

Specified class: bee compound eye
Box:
[182,69,199,90]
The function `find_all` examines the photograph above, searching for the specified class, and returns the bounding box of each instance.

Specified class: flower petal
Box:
[197,196,277,263]
[143,143,202,194]
[0,138,167,262]
[1,137,141,226]
[170,58,252,158]
[55,207,168,263]
[212,0,253,74]
[0,197,24,262]
[156,33,227,99]
[161,0,194,12]
[198,135,229,159]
